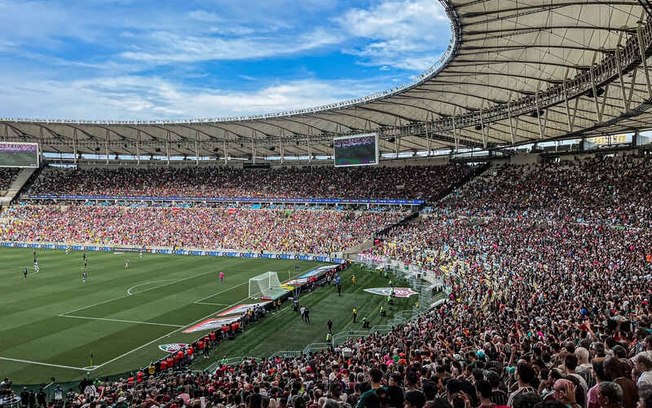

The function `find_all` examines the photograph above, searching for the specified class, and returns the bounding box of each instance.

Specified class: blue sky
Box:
[0,0,451,120]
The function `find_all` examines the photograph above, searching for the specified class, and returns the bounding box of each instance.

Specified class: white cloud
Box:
[0,0,452,120]
[119,28,344,64]
[338,0,452,71]
[0,74,391,121]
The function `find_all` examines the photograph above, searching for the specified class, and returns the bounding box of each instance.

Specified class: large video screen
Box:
[333,133,379,167]
[0,142,40,168]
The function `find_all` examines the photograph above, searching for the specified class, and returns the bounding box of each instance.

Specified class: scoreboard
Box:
[0,142,39,168]
[333,133,379,167]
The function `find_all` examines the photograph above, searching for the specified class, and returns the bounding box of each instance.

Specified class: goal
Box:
[248,272,283,300]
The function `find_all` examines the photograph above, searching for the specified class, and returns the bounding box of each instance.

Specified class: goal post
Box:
[248,271,283,299]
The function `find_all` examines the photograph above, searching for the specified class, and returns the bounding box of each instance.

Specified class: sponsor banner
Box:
[217,302,270,317]
[158,343,189,353]
[27,194,424,206]
[113,247,143,253]
[0,242,345,264]
[285,279,307,286]
[363,287,419,298]
[182,317,240,333]
[298,264,337,279]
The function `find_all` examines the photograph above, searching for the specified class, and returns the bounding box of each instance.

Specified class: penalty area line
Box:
[192,281,249,304]
[127,279,177,296]
[89,298,247,371]
[192,264,316,305]
[89,265,319,371]
[60,270,214,316]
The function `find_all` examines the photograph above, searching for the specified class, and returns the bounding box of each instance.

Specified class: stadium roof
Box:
[2,0,652,161]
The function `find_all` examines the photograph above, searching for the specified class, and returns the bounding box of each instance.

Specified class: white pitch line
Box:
[58,314,183,328]
[0,356,87,371]
[60,270,214,316]
[90,265,318,371]
[193,281,249,304]
[127,279,176,296]
[89,299,243,371]
[194,302,230,306]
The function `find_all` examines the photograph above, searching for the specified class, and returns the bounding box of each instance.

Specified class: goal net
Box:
[248,271,284,299]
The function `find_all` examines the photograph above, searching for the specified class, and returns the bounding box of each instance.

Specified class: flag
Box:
[89,351,94,366]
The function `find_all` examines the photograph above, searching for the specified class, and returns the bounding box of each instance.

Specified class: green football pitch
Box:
[0,248,413,385]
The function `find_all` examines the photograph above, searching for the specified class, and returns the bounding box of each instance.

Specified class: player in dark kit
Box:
[23,267,28,279]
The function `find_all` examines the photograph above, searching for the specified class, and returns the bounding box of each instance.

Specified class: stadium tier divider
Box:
[0,241,345,264]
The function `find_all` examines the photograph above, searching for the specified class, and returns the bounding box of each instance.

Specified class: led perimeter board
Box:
[333,133,379,167]
[0,142,39,168]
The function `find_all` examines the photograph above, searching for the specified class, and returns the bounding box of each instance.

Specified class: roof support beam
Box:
[589,66,601,123]
[195,130,200,166]
[479,104,487,148]
[104,129,109,165]
[615,46,630,111]
[251,133,256,164]
[507,102,515,145]
[223,138,228,165]
[599,84,612,121]
[627,67,639,106]
[637,22,652,98]
[307,131,312,164]
[280,130,285,165]
[534,92,544,140]
[563,81,573,133]
[166,130,171,166]
[452,108,459,152]
[73,128,78,163]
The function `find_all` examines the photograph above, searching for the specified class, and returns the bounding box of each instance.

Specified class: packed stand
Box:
[0,167,20,196]
[354,152,652,407]
[27,164,472,201]
[0,205,406,255]
[439,153,652,226]
[5,153,652,408]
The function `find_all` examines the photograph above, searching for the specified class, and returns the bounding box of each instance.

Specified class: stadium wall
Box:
[0,241,346,264]
[67,154,452,170]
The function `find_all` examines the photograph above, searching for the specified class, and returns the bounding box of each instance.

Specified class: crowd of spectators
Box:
[0,205,405,256]
[438,154,652,226]
[0,168,20,195]
[353,152,652,408]
[3,152,652,408]
[27,164,472,201]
